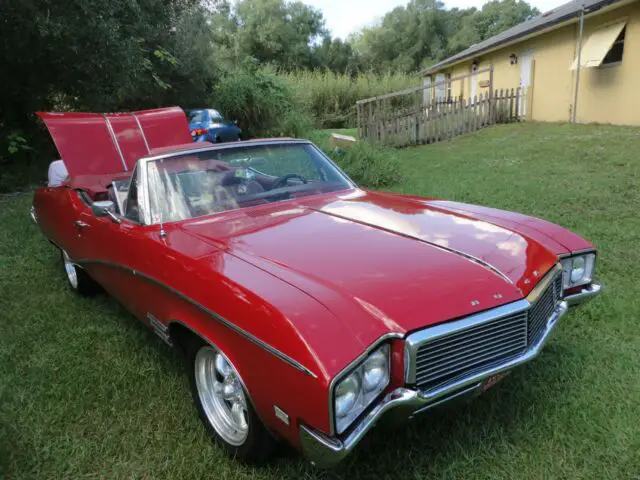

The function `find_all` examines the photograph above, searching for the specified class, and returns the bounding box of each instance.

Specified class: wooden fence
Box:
[356,67,527,147]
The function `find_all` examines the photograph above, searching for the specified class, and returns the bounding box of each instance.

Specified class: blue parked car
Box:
[186,108,243,143]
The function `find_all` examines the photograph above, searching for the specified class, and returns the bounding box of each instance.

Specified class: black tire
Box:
[214,135,221,143]
[185,337,277,465]
[60,249,100,296]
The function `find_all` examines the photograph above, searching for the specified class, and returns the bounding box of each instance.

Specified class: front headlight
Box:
[334,373,360,417]
[333,344,390,434]
[561,252,596,289]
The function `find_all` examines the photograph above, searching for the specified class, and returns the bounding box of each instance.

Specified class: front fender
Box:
[152,245,351,445]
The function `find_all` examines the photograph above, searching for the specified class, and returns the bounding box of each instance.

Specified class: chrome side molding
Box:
[76,258,318,378]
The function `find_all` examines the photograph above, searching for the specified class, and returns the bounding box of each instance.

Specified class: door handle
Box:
[74,220,89,228]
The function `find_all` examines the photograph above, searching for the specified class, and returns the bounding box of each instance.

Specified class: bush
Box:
[213,62,313,138]
[281,71,418,129]
[310,132,403,189]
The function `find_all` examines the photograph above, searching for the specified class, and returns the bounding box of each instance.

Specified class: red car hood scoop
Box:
[180,191,559,335]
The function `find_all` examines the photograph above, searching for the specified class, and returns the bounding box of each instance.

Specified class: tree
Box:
[218,0,327,70]
[351,0,539,73]
[312,37,360,74]
[0,0,217,188]
[448,0,539,56]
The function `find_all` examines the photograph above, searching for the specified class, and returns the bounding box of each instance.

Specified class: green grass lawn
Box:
[1,122,639,479]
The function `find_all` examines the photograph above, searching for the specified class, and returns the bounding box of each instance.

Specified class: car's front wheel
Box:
[187,340,276,464]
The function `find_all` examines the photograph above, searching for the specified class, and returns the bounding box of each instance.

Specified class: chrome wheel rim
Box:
[195,346,249,446]
[62,250,78,289]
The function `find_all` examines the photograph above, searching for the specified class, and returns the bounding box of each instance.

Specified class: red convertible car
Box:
[32,107,601,467]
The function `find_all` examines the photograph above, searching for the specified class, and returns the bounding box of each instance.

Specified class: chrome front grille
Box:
[528,273,563,345]
[414,310,528,390]
[407,267,563,393]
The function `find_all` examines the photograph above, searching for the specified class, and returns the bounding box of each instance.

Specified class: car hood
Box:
[180,189,561,341]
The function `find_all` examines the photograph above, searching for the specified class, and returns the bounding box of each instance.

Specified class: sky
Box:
[304,0,569,39]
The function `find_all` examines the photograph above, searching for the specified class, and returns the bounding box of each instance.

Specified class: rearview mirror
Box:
[92,200,121,224]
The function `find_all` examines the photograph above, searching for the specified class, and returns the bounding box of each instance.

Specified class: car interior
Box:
[66,143,348,225]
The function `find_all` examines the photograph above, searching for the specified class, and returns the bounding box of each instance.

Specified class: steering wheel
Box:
[271,173,308,190]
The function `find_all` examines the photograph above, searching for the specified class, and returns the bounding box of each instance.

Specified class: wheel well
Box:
[168,322,202,359]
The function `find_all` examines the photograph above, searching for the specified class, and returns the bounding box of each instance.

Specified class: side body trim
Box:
[147,312,172,346]
[76,258,318,378]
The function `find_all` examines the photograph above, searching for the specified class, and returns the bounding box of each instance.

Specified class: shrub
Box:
[310,132,403,189]
[281,70,418,129]
[213,62,313,138]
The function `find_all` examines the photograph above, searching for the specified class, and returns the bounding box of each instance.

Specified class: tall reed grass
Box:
[279,70,419,128]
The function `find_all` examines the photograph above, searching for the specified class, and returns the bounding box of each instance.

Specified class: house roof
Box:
[420,0,623,75]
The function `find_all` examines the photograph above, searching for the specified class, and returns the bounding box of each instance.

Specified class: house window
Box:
[602,26,625,65]
[445,73,452,101]
[571,21,627,69]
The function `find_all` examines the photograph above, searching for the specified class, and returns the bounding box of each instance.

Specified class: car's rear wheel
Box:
[186,340,276,464]
[61,249,100,296]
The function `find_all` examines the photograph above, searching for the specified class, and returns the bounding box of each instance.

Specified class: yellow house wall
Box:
[521,24,576,122]
[424,0,640,125]
[450,63,469,98]
[575,2,640,124]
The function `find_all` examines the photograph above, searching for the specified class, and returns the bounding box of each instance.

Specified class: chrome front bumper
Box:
[300,283,602,467]
[565,283,602,306]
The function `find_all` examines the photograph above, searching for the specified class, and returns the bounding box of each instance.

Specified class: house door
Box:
[519,49,533,117]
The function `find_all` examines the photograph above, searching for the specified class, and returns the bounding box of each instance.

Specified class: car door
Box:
[70,168,165,323]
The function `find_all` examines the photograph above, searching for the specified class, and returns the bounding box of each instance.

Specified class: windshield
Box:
[145,143,352,224]
[187,109,207,124]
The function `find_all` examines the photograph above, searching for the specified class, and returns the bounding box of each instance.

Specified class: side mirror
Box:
[92,200,121,224]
